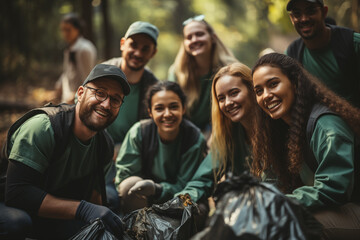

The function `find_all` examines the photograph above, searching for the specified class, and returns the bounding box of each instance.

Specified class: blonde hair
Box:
[210,62,255,178]
[172,20,238,111]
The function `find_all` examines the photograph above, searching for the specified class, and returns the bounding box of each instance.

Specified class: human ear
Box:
[77,86,85,102]
[120,38,126,51]
[148,108,153,118]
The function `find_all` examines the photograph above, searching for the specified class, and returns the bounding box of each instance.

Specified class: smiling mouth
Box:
[190,42,203,50]
[266,101,281,110]
[227,106,240,115]
[162,119,177,126]
[94,108,110,118]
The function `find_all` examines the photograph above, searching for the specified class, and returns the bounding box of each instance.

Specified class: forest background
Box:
[0,0,359,138]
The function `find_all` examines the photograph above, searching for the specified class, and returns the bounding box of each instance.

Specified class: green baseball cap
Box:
[83,64,130,96]
[124,21,159,46]
[287,0,324,11]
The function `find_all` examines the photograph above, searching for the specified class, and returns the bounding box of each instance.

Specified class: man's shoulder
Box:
[286,37,303,56]
[142,67,159,84]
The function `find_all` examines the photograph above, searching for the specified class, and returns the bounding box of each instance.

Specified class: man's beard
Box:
[125,55,146,71]
[79,103,116,132]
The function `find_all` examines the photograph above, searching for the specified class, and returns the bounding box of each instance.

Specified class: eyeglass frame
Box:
[182,15,205,26]
[289,6,322,20]
[84,85,124,108]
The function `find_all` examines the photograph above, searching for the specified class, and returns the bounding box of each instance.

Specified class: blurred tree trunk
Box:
[101,0,112,59]
[81,0,94,45]
[351,0,359,31]
[173,0,190,34]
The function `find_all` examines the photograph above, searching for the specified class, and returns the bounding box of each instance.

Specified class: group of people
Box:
[1,0,360,239]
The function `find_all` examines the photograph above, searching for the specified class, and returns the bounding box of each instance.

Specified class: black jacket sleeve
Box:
[5,160,47,215]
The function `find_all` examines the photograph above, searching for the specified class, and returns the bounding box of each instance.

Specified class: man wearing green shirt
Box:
[0,64,130,239]
[286,0,360,107]
[104,21,159,146]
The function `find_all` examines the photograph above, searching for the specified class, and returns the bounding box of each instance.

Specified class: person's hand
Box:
[128,179,162,198]
[76,200,124,239]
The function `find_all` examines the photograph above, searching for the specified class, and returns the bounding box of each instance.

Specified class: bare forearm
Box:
[38,194,80,219]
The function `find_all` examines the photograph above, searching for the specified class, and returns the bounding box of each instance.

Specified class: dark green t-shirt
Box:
[9,114,112,197]
[106,82,140,143]
[115,121,207,203]
[176,123,251,202]
[287,33,360,106]
[168,70,212,130]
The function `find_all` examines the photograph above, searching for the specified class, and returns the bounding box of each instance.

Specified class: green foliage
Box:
[0,0,358,83]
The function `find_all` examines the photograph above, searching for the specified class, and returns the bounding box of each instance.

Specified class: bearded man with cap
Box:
[103,21,159,147]
[286,0,360,107]
[0,64,130,239]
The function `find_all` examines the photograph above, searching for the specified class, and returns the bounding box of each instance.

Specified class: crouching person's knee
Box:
[0,202,32,239]
[118,176,148,214]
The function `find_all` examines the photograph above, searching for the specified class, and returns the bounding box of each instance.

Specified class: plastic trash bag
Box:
[192,172,323,240]
[69,218,118,240]
[123,194,199,240]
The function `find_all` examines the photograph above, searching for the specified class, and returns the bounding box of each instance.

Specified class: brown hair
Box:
[251,53,360,192]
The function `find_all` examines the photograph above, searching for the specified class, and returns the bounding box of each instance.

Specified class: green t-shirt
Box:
[106,82,140,143]
[176,123,251,202]
[115,121,207,203]
[287,33,360,106]
[168,70,212,130]
[286,114,355,208]
[9,114,112,198]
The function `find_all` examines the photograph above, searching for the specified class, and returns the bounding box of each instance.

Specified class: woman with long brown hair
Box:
[252,53,360,239]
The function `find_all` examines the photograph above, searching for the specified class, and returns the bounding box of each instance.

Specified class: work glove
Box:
[128,179,162,198]
[76,200,124,239]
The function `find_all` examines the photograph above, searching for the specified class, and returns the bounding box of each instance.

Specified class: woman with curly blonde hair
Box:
[252,53,360,239]
[168,15,238,136]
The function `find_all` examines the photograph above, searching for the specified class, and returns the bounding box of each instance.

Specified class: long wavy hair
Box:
[172,19,238,112]
[211,62,256,178]
[251,53,360,192]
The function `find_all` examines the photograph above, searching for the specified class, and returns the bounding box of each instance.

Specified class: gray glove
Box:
[128,179,162,198]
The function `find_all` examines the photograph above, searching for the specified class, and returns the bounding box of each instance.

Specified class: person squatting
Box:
[1,0,360,239]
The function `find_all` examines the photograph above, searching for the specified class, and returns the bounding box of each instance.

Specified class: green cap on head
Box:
[287,0,324,11]
[124,21,159,46]
[83,64,130,96]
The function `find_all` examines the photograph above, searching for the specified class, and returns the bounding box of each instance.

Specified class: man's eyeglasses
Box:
[182,15,205,26]
[290,7,321,20]
[84,86,124,108]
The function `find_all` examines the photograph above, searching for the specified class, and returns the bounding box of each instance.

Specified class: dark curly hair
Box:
[251,53,360,192]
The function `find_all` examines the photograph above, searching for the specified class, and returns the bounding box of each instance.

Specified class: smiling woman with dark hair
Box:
[115,81,207,214]
[252,53,360,239]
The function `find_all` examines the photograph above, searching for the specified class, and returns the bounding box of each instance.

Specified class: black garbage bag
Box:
[192,172,323,240]
[69,218,118,240]
[123,194,199,240]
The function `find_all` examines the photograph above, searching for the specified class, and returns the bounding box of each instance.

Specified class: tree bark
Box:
[101,0,112,59]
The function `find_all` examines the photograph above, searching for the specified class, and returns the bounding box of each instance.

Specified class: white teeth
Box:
[267,102,280,110]
[95,110,108,117]
[228,107,239,114]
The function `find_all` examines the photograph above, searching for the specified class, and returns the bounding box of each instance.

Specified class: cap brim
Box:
[85,74,130,96]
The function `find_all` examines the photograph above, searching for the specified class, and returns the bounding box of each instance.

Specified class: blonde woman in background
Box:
[168,15,238,138]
